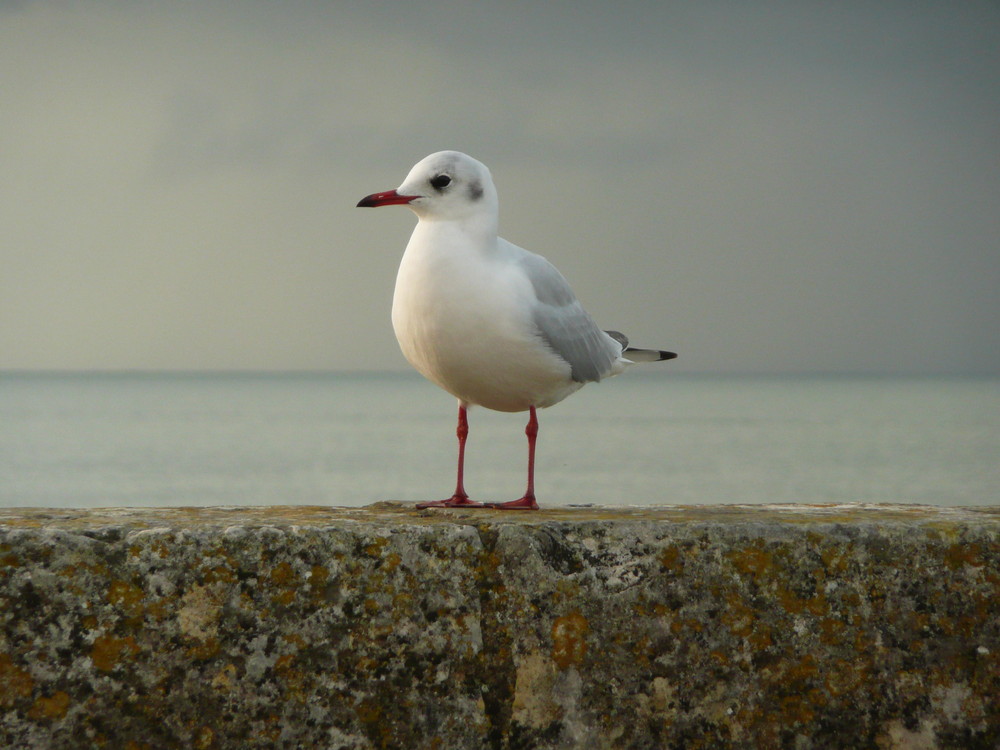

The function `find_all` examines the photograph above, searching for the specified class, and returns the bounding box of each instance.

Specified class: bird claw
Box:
[484,496,539,511]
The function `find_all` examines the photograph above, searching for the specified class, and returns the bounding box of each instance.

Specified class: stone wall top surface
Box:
[1,501,997,531]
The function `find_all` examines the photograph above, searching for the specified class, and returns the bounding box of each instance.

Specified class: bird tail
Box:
[604,330,677,363]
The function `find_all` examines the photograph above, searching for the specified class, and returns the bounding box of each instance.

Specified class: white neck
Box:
[411,211,499,252]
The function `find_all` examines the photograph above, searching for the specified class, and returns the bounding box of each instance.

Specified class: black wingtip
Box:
[622,346,677,363]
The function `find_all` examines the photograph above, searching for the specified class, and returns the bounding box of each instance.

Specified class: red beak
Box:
[356,190,419,208]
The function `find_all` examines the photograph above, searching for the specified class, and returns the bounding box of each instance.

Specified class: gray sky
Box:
[2,1,998,374]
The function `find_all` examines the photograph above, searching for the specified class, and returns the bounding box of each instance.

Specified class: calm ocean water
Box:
[0,372,996,508]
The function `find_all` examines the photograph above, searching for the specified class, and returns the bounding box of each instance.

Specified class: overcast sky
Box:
[2,1,998,375]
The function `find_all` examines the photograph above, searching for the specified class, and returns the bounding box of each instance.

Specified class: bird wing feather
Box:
[516,250,621,383]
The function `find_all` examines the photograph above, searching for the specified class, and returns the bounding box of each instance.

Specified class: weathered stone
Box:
[0,503,997,749]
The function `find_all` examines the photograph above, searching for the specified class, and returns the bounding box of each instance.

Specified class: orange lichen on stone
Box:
[820,542,855,575]
[270,561,296,585]
[91,634,139,672]
[552,611,589,668]
[107,580,145,619]
[363,536,390,559]
[819,617,848,645]
[355,696,383,727]
[269,561,299,606]
[777,585,829,617]
[308,565,329,601]
[670,617,704,636]
[186,636,221,661]
[193,725,216,750]
[824,659,868,697]
[201,564,237,584]
[57,561,109,596]
[210,664,237,693]
[659,545,683,573]
[944,542,986,570]
[28,691,71,720]
[721,592,757,638]
[274,650,310,703]
[747,625,774,650]
[0,653,34,707]
[709,650,730,666]
[727,543,775,578]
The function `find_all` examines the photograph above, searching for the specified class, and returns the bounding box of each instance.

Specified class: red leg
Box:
[417,404,486,508]
[489,406,540,510]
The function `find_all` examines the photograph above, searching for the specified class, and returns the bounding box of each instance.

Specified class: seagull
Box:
[357,151,676,510]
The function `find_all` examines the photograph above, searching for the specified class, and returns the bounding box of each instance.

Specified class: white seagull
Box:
[358,151,676,509]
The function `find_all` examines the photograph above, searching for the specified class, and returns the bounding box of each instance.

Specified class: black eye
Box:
[430,174,451,190]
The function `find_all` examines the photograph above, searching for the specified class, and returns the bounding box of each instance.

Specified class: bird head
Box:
[357,151,498,223]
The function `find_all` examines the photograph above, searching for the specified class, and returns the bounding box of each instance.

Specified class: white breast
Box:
[391,225,577,412]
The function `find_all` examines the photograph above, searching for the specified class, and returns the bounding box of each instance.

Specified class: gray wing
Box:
[518,251,621,383]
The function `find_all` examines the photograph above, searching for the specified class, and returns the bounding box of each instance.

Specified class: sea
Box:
[0,372,996,509]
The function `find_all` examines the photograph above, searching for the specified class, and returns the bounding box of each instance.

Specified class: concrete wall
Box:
[1,504,998,749]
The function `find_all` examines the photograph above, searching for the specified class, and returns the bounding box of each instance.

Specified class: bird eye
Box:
[430,174,452,190]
